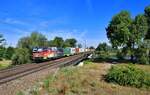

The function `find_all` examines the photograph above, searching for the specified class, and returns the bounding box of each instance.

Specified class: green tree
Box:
[3,47,15,60]
[0,47,5,60]
[64,38,77,47]
[17,32,48,61]
[30,32,48,47]
[106,11,132,48]
[0,34,5,46]
[17,32,48,49]
[48,40,54,47]
[130,14,148,45]
[77,43,82,48]
[96,43,109,52]
[17,37,30,49]
[144,6,150,39]
[106,11,148,63]
[52,37,64,47]
[96,43,111,58]
[89,46,95,49]
[135,40,150,64]
[129,14,148,62]
[0,34,5,60]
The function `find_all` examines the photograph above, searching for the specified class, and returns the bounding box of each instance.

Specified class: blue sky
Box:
[0,0,150,47]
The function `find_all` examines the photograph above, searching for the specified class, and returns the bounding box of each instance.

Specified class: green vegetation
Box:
[16,91,24,95]
[0,34,5,46]
[0,34,15,61]
[135,40,150,64]
[95,43,116,60]
[0,47,6,60]
[145,6,150,39]
[83,60,93,64]
[50,37,64,47]
[106,65,150,88]
[12,48,31,65]
[105,6,150,64]
[49,37,77,48]
[3,46,15,60]
[17,32,48,50]
[64,38,77,47]
[0,60,11,69]
[89,46,95,49]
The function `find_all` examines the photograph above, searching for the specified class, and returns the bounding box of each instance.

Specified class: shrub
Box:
[105,65,150,88]
[12,48,31,65]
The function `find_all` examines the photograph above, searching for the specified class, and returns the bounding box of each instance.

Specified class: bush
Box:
[12,48,31,65]
[105,65,150,88]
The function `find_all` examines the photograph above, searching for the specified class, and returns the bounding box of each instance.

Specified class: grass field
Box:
[20,62,150,95]
[0,60,11,69]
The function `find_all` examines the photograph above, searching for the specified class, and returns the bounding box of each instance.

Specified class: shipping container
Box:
[71,48,76,55]
[63,47,71,56]
[57,47,64,57]
[75,48,80,54]
[79,48,85,53]
[50,47,63,58]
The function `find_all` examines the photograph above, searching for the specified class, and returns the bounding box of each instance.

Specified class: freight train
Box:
[32,47,92,61]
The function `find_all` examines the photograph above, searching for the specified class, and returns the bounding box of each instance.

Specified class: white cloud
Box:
[42,29,87,40]
[0,18,29,26]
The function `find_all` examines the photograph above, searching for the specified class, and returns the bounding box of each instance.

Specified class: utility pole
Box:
[84,40,86,49]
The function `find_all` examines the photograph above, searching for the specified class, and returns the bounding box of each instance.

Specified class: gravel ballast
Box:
[0,65,59,95]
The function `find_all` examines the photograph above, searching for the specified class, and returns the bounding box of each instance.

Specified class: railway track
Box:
[0,53,89,85]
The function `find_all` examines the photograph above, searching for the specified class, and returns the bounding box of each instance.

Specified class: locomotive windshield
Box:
[32,48,47,52]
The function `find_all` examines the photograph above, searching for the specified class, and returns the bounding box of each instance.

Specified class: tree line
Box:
[0,34,14,60]
[17,32,78,49]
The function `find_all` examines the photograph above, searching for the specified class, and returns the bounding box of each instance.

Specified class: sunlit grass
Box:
[0,60,11,69]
